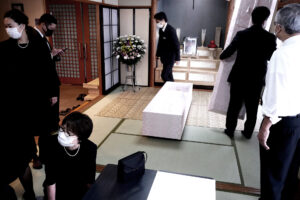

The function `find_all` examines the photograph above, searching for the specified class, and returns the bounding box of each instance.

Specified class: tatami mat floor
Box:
[11,87,261,199]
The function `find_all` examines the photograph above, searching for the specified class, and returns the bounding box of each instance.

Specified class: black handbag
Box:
[117,151,147,182]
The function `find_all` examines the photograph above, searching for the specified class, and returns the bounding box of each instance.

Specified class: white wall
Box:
[89,0,103,3]
[119,9,133,85]
[135,9,150,86]
[104,0,118,5]
[118,0,151,6]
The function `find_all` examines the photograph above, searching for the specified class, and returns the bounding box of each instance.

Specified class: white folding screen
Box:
[119,8,150,86]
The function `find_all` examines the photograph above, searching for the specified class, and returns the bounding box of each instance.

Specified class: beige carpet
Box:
[97,87,246,130]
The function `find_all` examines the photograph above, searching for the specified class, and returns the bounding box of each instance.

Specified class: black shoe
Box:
[241,131,252,139]
[59,108,71,116]
[23,192,36,200]
[72,104,80,110]
[32,157,42,169]
[224,129,234,139]
[76,93,86,101]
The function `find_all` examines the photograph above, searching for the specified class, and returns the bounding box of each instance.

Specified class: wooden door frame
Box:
[149,0,157,87]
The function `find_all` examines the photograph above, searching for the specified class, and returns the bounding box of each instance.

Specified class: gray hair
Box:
[275,3,300,34]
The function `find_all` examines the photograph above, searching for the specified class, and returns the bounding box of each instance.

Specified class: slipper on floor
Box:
[72,105,80,110]
[76,93,87,101]
[59,108,71,116]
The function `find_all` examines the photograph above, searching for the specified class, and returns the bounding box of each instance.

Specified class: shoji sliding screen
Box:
[101,7,120,94]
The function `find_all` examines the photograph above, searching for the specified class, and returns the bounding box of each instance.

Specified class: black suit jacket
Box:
[30,28,61,97]
[220,25,276,86]
[156,24,180,65]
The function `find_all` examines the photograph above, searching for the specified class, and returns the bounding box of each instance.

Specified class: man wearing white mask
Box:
[258,3,300,200]
[44,112,97,200]
[154,12,180,82]
[31,13,62,170]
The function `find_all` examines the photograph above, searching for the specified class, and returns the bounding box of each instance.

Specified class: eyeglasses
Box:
[59,126,74,136]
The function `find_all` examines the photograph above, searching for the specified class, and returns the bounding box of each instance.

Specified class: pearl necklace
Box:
[17,42,29,49]
[64,144,80,157]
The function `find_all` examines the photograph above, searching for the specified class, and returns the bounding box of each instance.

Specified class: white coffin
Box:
[142,82,193,140]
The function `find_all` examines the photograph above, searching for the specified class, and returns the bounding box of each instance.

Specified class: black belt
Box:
[279,113,300,119]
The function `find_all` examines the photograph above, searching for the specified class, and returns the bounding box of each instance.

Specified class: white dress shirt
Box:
[34,27,52,51]
[262,35,300,124]
[162,23,168,32]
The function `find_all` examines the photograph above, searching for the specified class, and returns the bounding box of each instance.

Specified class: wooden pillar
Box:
[96,5,103,95]
[149,0,157,87]
[225,0,235,45]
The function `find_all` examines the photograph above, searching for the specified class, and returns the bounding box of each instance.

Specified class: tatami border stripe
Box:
[232,139,245,186]
[113,131,233,147]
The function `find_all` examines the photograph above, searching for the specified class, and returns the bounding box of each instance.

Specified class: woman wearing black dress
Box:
[44,112,97,200]
[0,9,52,200]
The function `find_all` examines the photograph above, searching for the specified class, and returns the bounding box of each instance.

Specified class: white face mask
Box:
[5,26,23,39]
[157,22,164,29]
[57,130,78,147]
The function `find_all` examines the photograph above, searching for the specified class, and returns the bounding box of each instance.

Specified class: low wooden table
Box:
[142,82,193,140]
[83,164,215,200]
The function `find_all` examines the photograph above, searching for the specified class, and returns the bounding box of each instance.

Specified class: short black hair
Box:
[252,6,270,25]
[4,9,28,25]
[39,13,57,25]
[62,111,93,141]
[154,12,168,22]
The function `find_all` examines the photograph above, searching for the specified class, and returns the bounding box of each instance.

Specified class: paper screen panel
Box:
[49,4,80,79]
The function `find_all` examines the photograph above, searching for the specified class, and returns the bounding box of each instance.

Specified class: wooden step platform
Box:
[83,78,99,100]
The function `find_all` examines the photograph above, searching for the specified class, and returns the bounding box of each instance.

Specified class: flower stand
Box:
[122,65,139,92]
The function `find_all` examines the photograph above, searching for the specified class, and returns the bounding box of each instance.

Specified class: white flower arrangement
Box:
[113,35,147,65]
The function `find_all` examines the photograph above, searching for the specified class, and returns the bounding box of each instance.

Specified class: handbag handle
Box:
[141,151,147,162]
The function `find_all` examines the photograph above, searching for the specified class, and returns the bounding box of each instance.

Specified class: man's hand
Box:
[51,48,64,57]
[257,117,272,150]
[50,97,58,106]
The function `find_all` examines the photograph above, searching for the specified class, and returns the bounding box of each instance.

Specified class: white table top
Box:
[147,171,216,200]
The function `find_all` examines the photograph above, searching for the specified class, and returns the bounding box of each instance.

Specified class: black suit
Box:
[220,25,276,136]
[31,28,61,131]
[31,28,61,162]
[156,24,180,82]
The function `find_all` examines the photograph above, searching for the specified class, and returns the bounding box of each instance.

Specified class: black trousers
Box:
[35,87,60,162]
[49,87,60,133]
[161,61,174,82]
[260,116,300,200]
[226,83,263,136]
[0,184,17,200]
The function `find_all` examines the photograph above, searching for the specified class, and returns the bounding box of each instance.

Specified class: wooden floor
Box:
[59,84,88,120]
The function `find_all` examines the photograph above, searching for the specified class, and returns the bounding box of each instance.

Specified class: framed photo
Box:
[183,37,197,55]
[11,3,24,12]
